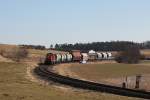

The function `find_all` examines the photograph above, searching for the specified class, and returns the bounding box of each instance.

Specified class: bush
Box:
[13,48,28,62]
[140,54,145,60]
[115,45,141,64]
[0,49,5,56]
[1,48,28,62]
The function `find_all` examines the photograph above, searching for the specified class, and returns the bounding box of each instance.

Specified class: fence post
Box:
[135,75,142,89]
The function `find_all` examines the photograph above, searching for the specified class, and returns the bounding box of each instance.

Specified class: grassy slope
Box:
[70,62,150,80]
[0,62,141,100]
[28,49,67,55]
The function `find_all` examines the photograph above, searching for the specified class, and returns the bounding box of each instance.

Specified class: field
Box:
[141,49,150,56]
[0,62,142,100]
[67,61,150,91]
[70,61,150,79]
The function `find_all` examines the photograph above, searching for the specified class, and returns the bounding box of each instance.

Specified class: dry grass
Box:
[0,44,18,49]
[28,49,67,55]
[0,62,142,100]
[0,44,19,55]
[141,49,150,56]
[68,61,150,91]
[70,61,150,80]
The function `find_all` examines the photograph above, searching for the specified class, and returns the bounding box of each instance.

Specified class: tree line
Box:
[54,41,150,52]
[19,45,46,50]
[19,41,150,52]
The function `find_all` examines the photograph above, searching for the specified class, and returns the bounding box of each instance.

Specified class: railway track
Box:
[35,65,150,99]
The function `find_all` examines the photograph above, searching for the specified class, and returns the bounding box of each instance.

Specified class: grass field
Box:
[69,61,150,80]
[141,49,150,56]
[0,62,142,100]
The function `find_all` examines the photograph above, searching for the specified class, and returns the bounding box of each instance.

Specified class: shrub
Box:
[12,48,28,62]
[115,45,141,64]
[1,48,28,62]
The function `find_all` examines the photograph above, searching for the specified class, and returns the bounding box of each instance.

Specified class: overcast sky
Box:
[0,0,150,47]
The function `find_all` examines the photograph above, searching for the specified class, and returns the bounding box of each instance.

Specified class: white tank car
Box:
[56,54,62,63]
[61,54,67,62]
[81,53,89,61]
[102,52,108,59]
[88,50,97,61]
[97,52,103,60]
[107,52,112,59]
[66,53,73,62]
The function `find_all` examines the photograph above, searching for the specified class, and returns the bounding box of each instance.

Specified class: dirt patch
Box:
[25,62,39,82]
[25,62,55,86]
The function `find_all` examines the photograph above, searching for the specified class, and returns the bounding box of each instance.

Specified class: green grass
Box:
[0,62,142,100]
[70,62,150,80]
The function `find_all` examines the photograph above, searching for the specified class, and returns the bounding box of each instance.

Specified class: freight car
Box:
[61,54,67,63]
[97,52,103,60]
[56,54,61,63]
[71,50,82,62]
[106,52,112,59]
[66,53,73,62]
[101,52,108,60]
[88,50,97,61]
[81,53,89,61]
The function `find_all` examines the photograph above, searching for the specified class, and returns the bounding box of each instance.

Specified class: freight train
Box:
[44,50,113,65]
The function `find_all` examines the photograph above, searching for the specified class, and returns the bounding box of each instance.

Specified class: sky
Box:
[0,0,150,47]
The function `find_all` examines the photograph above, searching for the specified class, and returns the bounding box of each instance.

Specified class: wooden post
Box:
[135,75,142,89]
[125,76,128,88]
[122,82,126,88]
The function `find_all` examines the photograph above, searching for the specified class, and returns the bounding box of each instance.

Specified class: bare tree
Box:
[14,48,28,62]
[5,48,28,62]
[0,49,5,56]
[115,45,141,64]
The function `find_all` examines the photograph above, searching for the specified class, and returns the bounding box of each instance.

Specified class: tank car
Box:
[81,53,89,61]
[107,52,112,59]
[61,54,67,63]
[56,54,62,63]
[88,50,97,61]
[101,52,108,59]
[66,53,73,62]
[97,52,103,60]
